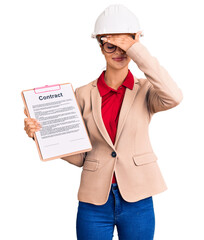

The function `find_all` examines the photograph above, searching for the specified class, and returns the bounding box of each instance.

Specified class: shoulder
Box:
[74,79,97,112]
[75,79,97,96]
[137,77,148,86]
[133,75,150,89]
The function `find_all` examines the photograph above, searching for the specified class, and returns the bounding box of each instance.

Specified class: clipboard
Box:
[21,83,92,161]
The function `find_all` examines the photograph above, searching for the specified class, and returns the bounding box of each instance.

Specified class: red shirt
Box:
[97,69,134,184]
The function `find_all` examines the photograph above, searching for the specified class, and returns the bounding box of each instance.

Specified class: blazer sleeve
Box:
[61,87,86,167]
[126,42,183,114]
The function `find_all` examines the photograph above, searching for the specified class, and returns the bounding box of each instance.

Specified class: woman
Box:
[24,4,183,240]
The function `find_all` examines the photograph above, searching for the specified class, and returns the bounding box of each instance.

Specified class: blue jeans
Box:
[76,182,155,240]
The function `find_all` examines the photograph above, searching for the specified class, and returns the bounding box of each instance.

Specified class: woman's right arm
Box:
[61,152,86,167]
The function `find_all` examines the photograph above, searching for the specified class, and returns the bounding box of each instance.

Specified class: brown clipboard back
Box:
[21,82,92,161]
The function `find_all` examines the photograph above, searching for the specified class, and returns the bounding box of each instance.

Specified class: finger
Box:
[25,126,39,132]
[27,129,35,138]
[24,118,32,126]
[24,126,33,137]
[31,120,41,127]
[25,123,41,130]
[102,37,117,44]
[24,118,41,126]
[24,117,33,123]
[101,35,114,42]
[24,121,41,133]
[135,32,141,42]
[26,127,41,138]
[24,117,39,122]
[25,124,41,132]
[24,108,28,117]
[24,118,36,124]
[101,37,108,42]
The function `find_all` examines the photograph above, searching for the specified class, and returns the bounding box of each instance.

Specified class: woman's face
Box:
[97,33,132,71]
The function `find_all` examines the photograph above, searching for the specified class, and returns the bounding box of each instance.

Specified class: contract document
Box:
[21,83,92,161]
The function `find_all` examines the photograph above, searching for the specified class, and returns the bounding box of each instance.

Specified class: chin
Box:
[109,63,129,71]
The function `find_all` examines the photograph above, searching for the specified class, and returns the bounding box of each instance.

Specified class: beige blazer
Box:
[62,42,183,205]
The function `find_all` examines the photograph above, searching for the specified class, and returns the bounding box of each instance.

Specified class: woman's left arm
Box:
[126,41,183,113]
[102,34,183,114]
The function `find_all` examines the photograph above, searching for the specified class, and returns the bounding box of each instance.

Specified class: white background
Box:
[0,0,203,239]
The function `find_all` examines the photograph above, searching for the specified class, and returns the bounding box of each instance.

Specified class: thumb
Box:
[136,31,142,42]
[24,107,28,117]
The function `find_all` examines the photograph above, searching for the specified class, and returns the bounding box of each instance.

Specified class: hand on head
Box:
[100,31,143,52]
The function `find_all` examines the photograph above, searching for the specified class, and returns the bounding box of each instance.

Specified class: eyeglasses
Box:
[102,42,123,53]
[100,35,135,53]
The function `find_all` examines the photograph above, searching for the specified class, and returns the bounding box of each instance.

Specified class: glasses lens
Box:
[103,43,117,53]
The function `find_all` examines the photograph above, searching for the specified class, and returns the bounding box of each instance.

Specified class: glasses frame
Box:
[102,42,118,53]
[100,35,135,53]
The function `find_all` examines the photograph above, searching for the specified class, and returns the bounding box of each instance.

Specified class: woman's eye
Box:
[107,44,115,49]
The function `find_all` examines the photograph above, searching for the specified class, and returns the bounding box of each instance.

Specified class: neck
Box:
[104,66,129,90]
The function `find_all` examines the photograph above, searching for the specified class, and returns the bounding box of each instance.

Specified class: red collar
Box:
[97,69,134,97]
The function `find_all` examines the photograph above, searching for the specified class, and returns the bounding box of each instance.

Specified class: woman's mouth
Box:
[112,57,127,62]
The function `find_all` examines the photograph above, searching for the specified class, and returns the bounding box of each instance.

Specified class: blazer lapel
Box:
[114,76,139,148]
[91,82,115,149]
[91,76,140,150]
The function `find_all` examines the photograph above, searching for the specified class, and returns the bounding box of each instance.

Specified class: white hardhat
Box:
[91,4,143,38]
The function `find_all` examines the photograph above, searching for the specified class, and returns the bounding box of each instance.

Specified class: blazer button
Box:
[111,151,117,157]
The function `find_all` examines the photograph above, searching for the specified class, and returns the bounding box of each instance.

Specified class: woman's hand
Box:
[24,108,41,138]
[101,31,143,52]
